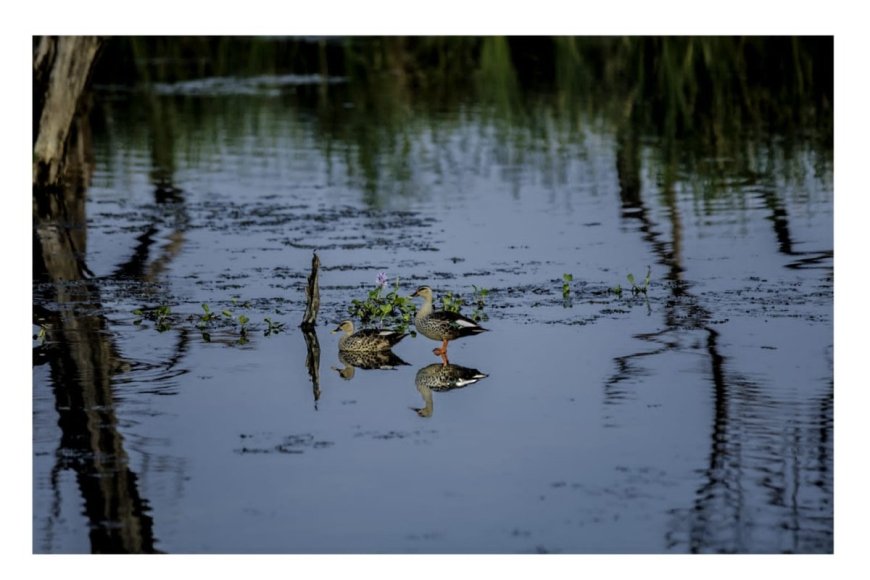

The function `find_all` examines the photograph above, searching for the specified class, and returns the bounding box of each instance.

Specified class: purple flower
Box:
[376,272,388,288]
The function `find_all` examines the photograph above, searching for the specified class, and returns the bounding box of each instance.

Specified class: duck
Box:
[331,320,408,352]
[410,285,488,361]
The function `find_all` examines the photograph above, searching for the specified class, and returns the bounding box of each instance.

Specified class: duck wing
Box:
[429,310,488,336]
[356,328,405,339]
[355,328,409,346]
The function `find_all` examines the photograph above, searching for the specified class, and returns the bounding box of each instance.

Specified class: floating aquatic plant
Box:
[264,317,286,336]
[627,266,651,295]
[562,273,573,299]
[197,303,219,327]
[440,290,464,313]
[561,273,574,308]
[437,286,490,322]
[132,297,283,344]
[348,274,417,333]
[220,303,251,343]
[609,266,651,298]
[470,285,490,322]
[133,304,173,332]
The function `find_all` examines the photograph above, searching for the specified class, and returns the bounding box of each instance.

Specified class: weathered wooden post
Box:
[300,252,320,328]
[300,252,322,407]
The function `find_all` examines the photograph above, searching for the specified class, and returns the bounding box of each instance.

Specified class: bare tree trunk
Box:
[33,36,103,190]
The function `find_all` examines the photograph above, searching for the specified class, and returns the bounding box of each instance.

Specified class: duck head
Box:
[332,320,355,335]
[410,286,433,300]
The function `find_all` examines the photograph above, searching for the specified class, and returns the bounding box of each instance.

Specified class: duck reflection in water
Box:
[331,349,410,381]
[412,363,488,417]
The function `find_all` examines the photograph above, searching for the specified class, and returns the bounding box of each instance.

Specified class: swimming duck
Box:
[410,285,488,360]
[331,320,408,352]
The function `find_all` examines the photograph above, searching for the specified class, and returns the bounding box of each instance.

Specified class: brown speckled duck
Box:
[331,320,408,352]
[410,285,488,360]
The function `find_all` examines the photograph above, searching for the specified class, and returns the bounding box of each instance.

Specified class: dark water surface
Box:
[32,38,833,554]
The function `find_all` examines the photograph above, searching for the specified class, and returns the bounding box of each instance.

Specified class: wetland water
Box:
[32,38,833,554]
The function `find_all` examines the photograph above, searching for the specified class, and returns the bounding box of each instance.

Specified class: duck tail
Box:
[459,325,488,337]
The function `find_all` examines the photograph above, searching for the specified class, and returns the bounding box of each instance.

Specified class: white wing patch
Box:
[455,319,477,328]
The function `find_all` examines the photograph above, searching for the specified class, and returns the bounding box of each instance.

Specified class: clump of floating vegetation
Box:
[611,266,651,297]
[133,296,284,345]
[562,273,573,299]
[560,273,575,308]
[133,304,173,332]
[439,285,490,322]
[348,273,417,333]
[263,317,286,336]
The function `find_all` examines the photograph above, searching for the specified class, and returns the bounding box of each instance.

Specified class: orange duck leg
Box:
[433,339,450,365]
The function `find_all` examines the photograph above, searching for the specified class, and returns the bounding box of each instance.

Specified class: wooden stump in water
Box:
[300,252,322,406]
[300,252,320,328]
